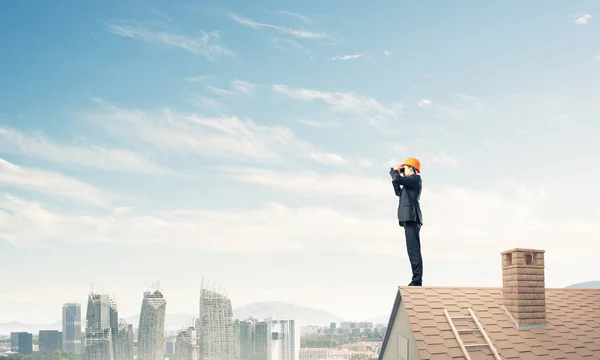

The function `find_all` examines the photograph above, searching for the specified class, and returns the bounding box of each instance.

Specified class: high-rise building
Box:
[84,288,117,360]
[266,320,298,360]
[238,319,298,360]
[84,329,114,360]
[62,302,82,354]
[85,292,111,335]
[196,280,237,360]
[10,332,33,355]
[114,319,134,360]
[254,322,268,360]
[39,330,62,355]
[238,319,258,360]
[137,283,166,360]
[175,326,199,360]
[10,333,18,352]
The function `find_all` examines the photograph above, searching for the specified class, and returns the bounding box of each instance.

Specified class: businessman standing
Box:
[389,158,423,286]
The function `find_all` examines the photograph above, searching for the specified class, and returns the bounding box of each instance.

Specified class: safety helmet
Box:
[402,157,421,173]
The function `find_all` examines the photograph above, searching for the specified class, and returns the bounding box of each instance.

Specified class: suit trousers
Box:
[403,221,423,285]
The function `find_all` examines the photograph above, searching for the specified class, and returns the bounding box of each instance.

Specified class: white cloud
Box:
[206,86,234,97]
[230,14,325,39]
[269,10,313,24]
[231,80,257,94]
[105,24,234,60]
[0,118,597,262]
[306,152,349,165]
[269,36,309,53]
[0,159,112,207]
[384,50,391,57]
[305,153,374,167]
[272,84,402,125]
[418,99,433,107]
[189,94,229,111]
[457,94,482,102]
[0,194,303,251]
[185,76,208,83]
[185,76,235,96]
[356,158,374,168]
[81,98,315,163]
[430,152,458,167]
[5,167,595,261]
[327,53,365,61]
[218,167,391,200]
[595,54,600,61]
[0,127,164,174]
[575,14,592,24]
[296,119,343,128]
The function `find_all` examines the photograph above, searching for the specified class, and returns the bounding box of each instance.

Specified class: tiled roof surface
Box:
[399,287,600,360]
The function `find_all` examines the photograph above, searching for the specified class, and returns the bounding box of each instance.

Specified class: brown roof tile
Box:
[387,287,600,360]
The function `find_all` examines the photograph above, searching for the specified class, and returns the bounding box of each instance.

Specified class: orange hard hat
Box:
[402,157,421,173]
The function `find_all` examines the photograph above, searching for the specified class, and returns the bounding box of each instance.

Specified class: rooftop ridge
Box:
[397,285,600,290]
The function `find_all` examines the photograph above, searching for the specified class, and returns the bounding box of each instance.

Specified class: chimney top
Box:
[501,248,546,328]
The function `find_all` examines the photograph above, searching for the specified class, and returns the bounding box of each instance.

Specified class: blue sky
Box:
[1,0,600,325]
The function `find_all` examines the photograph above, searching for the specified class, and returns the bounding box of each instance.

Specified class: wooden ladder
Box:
[443,308,501,360]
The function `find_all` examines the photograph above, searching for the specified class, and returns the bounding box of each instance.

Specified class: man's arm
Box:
[389,169,402,196]
[392,173,420,189]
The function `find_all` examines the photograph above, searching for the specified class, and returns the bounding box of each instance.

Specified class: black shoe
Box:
[408,282,422,286]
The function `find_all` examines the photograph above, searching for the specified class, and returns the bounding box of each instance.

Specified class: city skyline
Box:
[2,0,600,326]
[0,281,383,334]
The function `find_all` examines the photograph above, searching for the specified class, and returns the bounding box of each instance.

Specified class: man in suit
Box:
[389,157,423,286]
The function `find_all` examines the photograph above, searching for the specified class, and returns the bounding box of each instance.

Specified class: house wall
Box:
[381,300,421,360]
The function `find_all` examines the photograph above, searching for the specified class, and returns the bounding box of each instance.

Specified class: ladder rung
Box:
[445,308,502,360]
[457,328,480,333]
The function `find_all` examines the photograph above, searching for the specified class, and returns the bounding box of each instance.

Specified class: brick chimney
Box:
[501,248,546,328]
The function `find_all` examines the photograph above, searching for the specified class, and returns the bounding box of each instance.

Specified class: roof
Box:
[379,286,600,360]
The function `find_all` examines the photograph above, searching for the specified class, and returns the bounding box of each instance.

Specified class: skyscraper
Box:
[238,319,257,360]
[238,319,298,360]
[10,332,33,355]
[137,283,166,360]
[109,298,119,360]
[197,280,236,360]
[114,319,134,360]
[62,302,82,354]
[84,288,117,360]
[266,320,298,360]
[84,329,114,360]
[175,326,199,360]
[39,330,62,355]
[85,292,111,335]
[254,322,268,360]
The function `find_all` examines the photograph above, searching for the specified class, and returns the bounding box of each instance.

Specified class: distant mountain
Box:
[566,281,600,289]
[233,301,343,327]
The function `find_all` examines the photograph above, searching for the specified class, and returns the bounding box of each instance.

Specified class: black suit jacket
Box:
[390,170,423,226]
